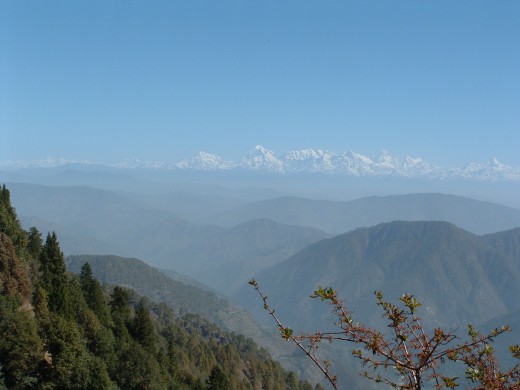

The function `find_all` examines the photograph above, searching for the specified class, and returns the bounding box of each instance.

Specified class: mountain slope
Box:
[66,254,319,383]
[161,218,329,293]
[213,193,520,234]
[66,254,279,352]
[235,221,520,331]
[66,255,228,319]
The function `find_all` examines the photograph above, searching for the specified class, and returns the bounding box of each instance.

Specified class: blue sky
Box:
[1,1,519,167]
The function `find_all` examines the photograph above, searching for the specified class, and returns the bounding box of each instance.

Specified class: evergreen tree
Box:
[110,286,131,342]
[78,307,116,364]
[0,295,43,388]
[33,285,51,333]
[27,227,42,281]
[0,184,27,260]
[285,372,299,390]
[27,227,42,261]
[114,341,162,389]
[80,262,111,325]
[206,366,230,390]
[131,298,157,355]
[39,232,72,318]
[41,314,93,389]
[0,233,31,300]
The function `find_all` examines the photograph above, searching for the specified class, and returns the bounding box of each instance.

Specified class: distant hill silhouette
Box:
[10,183,328,294]
[212,193,520,234]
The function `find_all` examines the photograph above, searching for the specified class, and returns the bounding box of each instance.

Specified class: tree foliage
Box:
[0,295,43,388]
[0,185,27,260]
[0,233,31,300]
[39,232,73,318]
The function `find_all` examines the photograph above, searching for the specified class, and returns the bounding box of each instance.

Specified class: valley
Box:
[3,169,520,388]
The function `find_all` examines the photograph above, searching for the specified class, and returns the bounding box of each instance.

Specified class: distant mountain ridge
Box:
[8,183,329,294]
[235,221,520,332]
[212,193,520,235]
[2,145,520,181]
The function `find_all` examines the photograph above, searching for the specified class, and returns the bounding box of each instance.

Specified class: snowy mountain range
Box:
[2,145,520,181]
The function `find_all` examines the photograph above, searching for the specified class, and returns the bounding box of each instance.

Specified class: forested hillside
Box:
[237,221,520,331]
[238,221,520,388]
[0,184,313,389]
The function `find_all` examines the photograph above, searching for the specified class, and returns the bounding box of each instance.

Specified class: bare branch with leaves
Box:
[250,279,519,389]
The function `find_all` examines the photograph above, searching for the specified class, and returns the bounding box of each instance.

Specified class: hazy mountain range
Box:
[235,221,520,331]
[211,193,520,235]
[2,145,520,181]
[8,182,520,296]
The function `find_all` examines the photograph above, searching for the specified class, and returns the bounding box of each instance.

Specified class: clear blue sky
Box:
[1,1,519,167]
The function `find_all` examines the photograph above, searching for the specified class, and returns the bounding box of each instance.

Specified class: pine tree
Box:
[131,298,157,355]
[42,314,93,389]
[109,286,132,350]
[39,232,72,318]
[0,295,43,388]
[114,341,162,389]
[27,227,42,260]
[206,366,230,390]
[27,227,42,282]
[79,262,111,325]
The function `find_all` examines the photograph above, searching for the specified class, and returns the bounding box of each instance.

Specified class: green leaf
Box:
[280,327,293,340]
[509,344,520,359]
[441,376,459,388]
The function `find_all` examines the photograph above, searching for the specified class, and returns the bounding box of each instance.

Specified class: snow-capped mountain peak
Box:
[239,145,286,172]
[175,151,232,170]
[284,148,328,160]
[3,146,519,181]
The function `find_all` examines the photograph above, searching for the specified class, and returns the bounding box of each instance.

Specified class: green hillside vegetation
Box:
[66,255,229,320]
[65,254,320,384]
[0,184,313,389]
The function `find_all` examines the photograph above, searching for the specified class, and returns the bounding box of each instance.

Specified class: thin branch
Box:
[249,280,339,390]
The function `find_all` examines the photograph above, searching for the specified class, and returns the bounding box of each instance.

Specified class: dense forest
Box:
[0,184,314,389]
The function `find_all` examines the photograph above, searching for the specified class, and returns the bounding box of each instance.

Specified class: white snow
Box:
[3,147,519,181]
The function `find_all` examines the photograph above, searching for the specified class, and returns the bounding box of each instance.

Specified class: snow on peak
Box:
[284,149,328,160]
[489,157,506,168]
[453,157,520,181]
[175,151,232,170]
[4,146,519,181]
[239,145,286,172]
[0,158,92,169]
